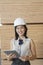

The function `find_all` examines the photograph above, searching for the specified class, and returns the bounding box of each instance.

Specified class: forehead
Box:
[16,25,25,28]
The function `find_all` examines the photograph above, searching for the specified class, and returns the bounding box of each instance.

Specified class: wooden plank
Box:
[0,0,43,4]
[1,24,43,58]
[1,25,15,50]
[0,0,43,23]
[27,25,43,58]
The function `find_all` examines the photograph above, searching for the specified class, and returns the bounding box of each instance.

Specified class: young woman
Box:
[7,18,36,65]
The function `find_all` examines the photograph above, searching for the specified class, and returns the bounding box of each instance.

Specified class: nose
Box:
[19,28,22,32]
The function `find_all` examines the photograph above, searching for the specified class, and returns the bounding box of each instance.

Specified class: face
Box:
[16,25,26,37]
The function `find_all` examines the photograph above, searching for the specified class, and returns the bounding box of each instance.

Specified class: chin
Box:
[19,34,24,36]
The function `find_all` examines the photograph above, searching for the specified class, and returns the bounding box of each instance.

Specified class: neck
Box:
[19,36,25,40]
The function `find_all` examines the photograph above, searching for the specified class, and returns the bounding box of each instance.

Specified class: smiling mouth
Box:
[19,32,23,34]
[18,32,23,34]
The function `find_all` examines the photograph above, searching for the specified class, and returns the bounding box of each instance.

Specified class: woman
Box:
[7,18,36,65]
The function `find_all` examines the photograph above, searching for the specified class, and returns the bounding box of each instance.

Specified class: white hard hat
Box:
[14,18,26,27]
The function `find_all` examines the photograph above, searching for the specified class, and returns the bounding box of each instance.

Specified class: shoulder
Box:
[26,38,35,48]
[26,38,35,45]
[10,38,16,50]
[26,38,31,42]
[27,38,34,42]
[10,38,16,44]
[25,38,31,45]
[29,39,35,47]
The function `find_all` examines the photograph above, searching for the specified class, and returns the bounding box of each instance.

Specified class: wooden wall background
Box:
[0,0,43,65]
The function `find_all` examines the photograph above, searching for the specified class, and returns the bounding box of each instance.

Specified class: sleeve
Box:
[10,39,15,50]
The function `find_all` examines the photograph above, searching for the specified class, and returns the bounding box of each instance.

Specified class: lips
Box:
[19,32,23,34]
[18,31,23,34]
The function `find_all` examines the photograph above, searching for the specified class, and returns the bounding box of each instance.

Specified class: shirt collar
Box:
[17,37,26,43]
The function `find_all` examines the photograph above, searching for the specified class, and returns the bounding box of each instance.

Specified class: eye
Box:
[16,27,20,29]
[16,26,25,30]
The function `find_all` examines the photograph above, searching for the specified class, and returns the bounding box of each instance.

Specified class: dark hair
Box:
[15,25,28,40]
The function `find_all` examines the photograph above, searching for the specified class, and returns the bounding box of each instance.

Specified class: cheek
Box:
[22,29,25,33]
[16,28,25,34]
[16,29,19,33]
[22,29,24,32]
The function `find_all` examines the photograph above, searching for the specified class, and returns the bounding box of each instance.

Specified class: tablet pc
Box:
[4,50,20,57]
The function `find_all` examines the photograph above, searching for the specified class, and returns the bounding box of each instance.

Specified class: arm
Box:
[28,39,36,60]
[6,39,17,60]
[19,39,36,61]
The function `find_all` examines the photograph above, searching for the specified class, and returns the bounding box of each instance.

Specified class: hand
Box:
[6,53,17,60]
[19,56,29,61]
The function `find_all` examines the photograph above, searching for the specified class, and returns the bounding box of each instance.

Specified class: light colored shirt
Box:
[10,38,31,56]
